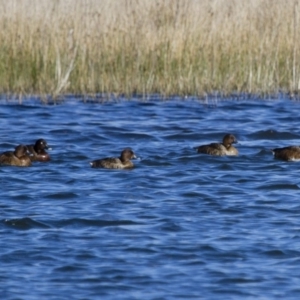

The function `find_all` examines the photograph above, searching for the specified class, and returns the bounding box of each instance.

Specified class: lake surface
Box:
[1,95,300,299]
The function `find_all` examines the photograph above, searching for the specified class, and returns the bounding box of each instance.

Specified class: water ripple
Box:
[1,98,300,299]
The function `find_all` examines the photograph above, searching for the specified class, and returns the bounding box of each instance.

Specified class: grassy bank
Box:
[1,0,300,97]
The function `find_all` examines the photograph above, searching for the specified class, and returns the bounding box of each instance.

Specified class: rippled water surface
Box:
[1,96,300,299]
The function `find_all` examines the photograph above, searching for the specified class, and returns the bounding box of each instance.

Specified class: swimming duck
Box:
[195,134,238,156]
[27,139,51,162]
[0,145,31,167]
[272,146,300,161]
[90,148,136,169]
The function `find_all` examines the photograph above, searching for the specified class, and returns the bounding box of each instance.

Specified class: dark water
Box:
[1,96,300,299]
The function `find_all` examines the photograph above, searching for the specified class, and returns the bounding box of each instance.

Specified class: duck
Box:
[27,139,51,162]
[0,144,31,167]
[272,146,300,161]
[195,134,238,156]
[90,148,136,169]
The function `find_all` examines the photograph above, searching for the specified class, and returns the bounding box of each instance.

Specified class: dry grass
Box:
[0,0,300,97]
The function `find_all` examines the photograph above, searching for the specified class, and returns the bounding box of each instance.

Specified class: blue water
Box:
[1,96,300,299]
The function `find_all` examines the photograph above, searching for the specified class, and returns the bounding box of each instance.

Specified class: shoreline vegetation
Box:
[1,0,300,99]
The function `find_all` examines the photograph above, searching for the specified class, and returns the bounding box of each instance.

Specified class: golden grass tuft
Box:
[1,0,300,97]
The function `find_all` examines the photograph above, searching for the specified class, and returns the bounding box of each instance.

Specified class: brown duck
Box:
[27,139,51,162]
[0,145,31,167]
[272,146,300,161]
[90,148,136,169]
[195,134,238,156]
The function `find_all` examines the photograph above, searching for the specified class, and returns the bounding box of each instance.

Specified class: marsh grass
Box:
[1,0,300,98]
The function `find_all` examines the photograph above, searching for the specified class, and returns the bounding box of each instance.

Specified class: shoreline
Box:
[0,92,298,105]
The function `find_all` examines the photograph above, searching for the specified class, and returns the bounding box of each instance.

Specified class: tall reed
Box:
[0,0,300,97]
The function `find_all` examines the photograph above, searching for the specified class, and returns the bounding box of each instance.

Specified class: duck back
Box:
[0,145,31,167]
[90,157,134,169]
[90,148,136,169]
[197,143,227,156]
[272,146,300,161]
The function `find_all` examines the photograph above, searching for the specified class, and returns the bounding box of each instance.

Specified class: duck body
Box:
[196,134,238,156]
[272,146,300,161]
[90,148,136,169]
[27,139,50,162]
[0,145,31,167]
